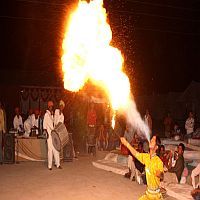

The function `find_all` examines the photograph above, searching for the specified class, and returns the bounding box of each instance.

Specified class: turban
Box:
[59,100,65,107]
[47,101,54,107]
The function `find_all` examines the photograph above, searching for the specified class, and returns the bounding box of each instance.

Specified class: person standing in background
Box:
[87,103,97,155]
[164,113,173,138]
[144,109,152,137]
[185,111,195,140]
[13,107,23,133]
[0,101,6,164]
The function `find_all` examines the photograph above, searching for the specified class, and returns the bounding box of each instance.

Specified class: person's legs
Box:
[191,164,200,189]
[127,155,136,180]
[47,140,53,169]
[52,145,60,168]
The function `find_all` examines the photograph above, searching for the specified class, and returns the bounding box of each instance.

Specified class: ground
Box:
[0,151,176,200]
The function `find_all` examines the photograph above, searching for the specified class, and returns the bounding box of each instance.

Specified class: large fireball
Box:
[61,0,150,141]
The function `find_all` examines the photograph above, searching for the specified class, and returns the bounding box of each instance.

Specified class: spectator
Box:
[168,143,185,183]
[144,109,152,137]
[0,101,6,164]
[164,113,173,138]
[125,141,146,184]
[191,163,200,189]
[171,122,181,140]
[0,101,6,134]
[159,145,170,168]
[13,107,23,133]
[97,124,108,151]
[191,188,200,200]
[86,103,97,155]
[185,111,195,140]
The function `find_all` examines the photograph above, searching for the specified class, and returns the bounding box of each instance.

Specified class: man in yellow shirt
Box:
[121,136,164,200]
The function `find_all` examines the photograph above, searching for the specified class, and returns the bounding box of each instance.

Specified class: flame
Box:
[62,0,130,110]
[61,0,150,141]
[111,112,116,129]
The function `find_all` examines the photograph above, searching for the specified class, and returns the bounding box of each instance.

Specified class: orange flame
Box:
[61,0,151,141]
[61,0,130,114]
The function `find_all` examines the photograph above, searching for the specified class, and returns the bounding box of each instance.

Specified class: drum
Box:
[51,122,69,152]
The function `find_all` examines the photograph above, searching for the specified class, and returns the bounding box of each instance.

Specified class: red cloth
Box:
[121,144,129,155]
[87,110,97,126]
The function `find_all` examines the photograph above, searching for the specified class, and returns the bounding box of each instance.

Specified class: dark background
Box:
[0,0,200,95]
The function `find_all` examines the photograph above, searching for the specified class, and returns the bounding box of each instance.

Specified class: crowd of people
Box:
[0,100,66,170]
[0,100,200,198]
[121,133,200,199]
[85,104,200,199]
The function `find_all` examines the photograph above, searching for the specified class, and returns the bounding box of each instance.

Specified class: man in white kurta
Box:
[43,101,61,170]
[13,107,23,132]
[24,109,34,137]
[24,109,40,137]
[31,109,40,135]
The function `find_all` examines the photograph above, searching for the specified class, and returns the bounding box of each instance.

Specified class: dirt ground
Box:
[0,151,176,200]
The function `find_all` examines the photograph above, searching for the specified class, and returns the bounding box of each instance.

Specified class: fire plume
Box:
[62,0,150,141]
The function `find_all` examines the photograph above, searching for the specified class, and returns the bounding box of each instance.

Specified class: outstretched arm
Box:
[120,137,138,157]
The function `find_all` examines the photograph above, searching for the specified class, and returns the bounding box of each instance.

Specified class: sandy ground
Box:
[0,151,176,200]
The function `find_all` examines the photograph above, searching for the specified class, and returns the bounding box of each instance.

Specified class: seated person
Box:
[13,107,23,133]
[191,188,200,200]
[24,109,33,137]
[171,123,182,140]
[167,143,185,183]
[191,163,200,189]
[24,109,40,137]
[31,109,40,135]
[159,145,170,168]
[125,141,146,184]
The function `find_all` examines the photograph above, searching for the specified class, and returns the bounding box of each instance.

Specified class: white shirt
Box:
[31,114,39,128]
[13,115,23,131]
[54,109,64,126]
[185,117,194,134]
[43,110,54,135]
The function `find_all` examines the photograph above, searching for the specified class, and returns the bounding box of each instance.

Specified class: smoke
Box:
[125,97,150,142]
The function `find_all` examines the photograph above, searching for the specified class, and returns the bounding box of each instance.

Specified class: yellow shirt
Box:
[135,152,164,190]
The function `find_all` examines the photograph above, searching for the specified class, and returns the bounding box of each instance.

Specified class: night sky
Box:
[0,0,200,95]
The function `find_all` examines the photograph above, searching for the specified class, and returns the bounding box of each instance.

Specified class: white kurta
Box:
[13,115,23,132]
[24,115,32,136]
[24,114,40,136]
[32,114,40,134]
[43,110,60,168]
[54,109,64,126]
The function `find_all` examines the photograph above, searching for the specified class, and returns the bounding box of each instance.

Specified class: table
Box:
[15,136,47,162]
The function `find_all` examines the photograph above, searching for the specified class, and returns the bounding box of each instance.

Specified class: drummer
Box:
[54,100,65,126]
[43,101,61,170]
